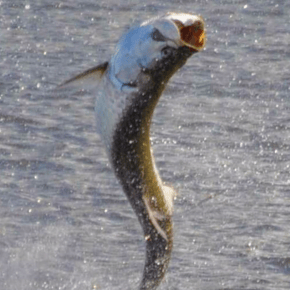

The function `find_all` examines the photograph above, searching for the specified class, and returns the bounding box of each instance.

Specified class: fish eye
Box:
[161,46,174,58]
[151,29,166,42]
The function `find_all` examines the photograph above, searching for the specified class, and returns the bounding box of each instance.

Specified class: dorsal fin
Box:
[57,62,109,91]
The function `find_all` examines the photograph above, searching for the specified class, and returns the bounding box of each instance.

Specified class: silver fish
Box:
[59,12,206,290]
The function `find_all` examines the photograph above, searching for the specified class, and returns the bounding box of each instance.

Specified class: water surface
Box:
[1,0,290,289]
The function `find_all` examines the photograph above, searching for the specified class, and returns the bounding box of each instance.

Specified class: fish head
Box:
[109,12,206,90]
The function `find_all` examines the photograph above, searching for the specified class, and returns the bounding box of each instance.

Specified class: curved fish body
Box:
[60,13,206,290]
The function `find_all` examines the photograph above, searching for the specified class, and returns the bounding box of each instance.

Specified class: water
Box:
[1,0,290,289]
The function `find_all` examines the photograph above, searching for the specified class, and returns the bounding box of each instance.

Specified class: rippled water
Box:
[1,0,290,289]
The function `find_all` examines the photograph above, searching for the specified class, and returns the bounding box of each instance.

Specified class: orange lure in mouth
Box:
[167,13,206,52]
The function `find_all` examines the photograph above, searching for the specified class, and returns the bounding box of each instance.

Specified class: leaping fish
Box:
[59,12,206,290]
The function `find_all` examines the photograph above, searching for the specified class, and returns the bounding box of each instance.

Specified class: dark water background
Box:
[1,0,290,289]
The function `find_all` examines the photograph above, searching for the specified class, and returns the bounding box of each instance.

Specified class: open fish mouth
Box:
[166,13,206,52]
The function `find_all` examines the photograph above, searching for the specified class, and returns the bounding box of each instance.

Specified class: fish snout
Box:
[167,13,206,52]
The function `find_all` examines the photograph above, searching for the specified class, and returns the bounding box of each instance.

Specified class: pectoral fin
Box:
[143,196,168,241]
[57,62,109,91]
